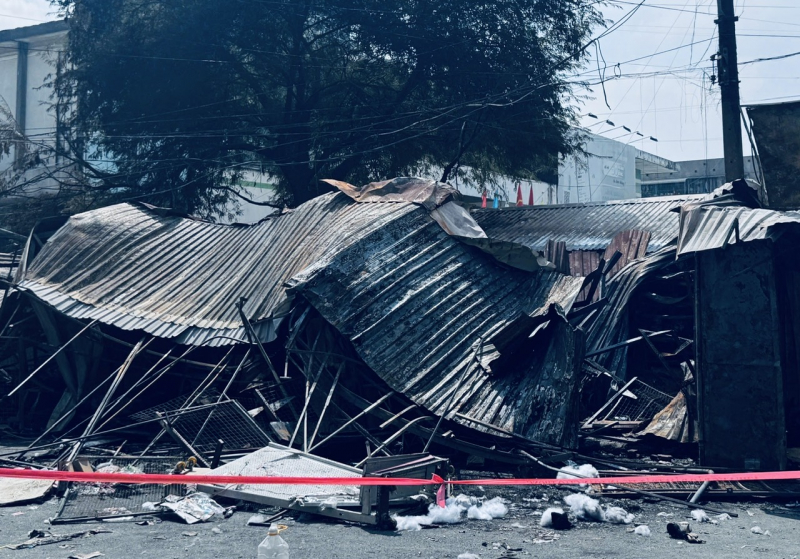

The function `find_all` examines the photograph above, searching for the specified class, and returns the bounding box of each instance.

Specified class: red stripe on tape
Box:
[1,467,800,487]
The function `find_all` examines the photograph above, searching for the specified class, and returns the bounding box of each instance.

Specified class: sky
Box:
[2,0,799,164]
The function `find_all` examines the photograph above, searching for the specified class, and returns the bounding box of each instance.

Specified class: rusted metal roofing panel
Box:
[18,193,417,346]
[472,195,703,253]
[290,207,585,443]
[676,205,800,256]
[602,230,650,279]
[569,251,600,278]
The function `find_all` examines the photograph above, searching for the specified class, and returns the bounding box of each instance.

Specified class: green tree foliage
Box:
[51,0,603,215]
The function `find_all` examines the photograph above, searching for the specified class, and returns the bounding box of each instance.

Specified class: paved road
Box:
[1,488,798,558]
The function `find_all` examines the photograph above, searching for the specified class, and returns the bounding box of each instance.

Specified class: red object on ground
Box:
[481,191,487,208]
[516,184,523,206]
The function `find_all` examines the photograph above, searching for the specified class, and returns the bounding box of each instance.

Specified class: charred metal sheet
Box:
[288,205,585,446]
[17,194,417,346]
[322,177,458,209]
[747,101,800,208]
[640,391,696,443]
[472,195,702,253]
[695,240,786,470]
[677,204,800,256]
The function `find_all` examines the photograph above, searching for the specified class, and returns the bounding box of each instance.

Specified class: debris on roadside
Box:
[0,176,799,544]
[666,522,704,544]
[634,525,651,536]
[0,528,112,550]
[563,494,605,522]
[159,493,226,524]
[540,508,570,530]
[68,553,104,559]
[394,495,507,531]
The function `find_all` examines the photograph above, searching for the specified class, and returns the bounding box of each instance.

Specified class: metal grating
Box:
[164,400,272,464]
[597,379,673,423]
[129,389,221,424]
[53,456,185,523]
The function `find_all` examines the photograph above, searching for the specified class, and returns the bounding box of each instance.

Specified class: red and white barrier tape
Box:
[0,467,799,487]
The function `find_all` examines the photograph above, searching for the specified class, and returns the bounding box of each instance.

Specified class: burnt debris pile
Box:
[2,177,800,525]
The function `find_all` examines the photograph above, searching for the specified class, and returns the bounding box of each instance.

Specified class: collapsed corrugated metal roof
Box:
[288,205,585,444]
[18,194,418,346]
[677,205,800,256]
[472,195,704,253]
[581,246,677,379]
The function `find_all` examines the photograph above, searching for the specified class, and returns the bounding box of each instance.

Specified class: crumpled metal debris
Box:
[159,492,226,524]
[1,528,112,550]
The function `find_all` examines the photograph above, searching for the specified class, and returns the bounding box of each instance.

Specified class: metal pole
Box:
[716,0,745,182]
[62,338,148,463]
[423,340,481,453]
[5,318,98,397]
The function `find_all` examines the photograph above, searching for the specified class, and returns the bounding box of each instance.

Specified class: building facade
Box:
[0,21,69,199]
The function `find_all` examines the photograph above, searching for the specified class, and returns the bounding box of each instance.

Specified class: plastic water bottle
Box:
[257,523,289,559]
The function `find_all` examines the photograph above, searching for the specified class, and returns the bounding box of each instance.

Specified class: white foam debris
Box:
[479,497,507,518]
[657,512,673,517]
[717,513,732,521]
[395,515,425,531]
[394,502,464,531]
[395,495,506,530]
[751,526,771,536]
[564,493,604,522]
[467,498,507,521]
[450,494,479,507]
[428,502,465,524]
[457,554,481,559]
[467,505,493,521]
[540,507,565,528]
[557,464,600,489]
[563,494,634,524]
[634,525,652,537]
[691,510,710,523]
[605,506,635,525]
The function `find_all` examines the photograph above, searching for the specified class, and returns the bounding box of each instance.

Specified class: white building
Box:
[0,21,69,199]
[457,133,676,207]
[557,133,676,204]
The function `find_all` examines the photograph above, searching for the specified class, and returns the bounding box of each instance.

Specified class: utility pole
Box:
[715,0,745,182]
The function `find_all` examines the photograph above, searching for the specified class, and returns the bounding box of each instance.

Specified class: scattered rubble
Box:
[666,522,704,544]
[1,528,112,550]
[0,177,798,548]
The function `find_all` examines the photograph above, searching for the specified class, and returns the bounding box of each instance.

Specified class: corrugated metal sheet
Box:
[290,207,586,444]
[602,230,650,279]
[19,194,418,346]
[472,195,703,253]
[677,205,800,255]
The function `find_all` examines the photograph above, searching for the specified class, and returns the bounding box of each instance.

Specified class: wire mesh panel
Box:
[53,456,185,523]
[166,400,272,462]
[591,379,674,423]
[128,389,221,424]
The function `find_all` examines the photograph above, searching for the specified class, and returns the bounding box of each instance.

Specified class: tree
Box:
[38,0,603,215]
